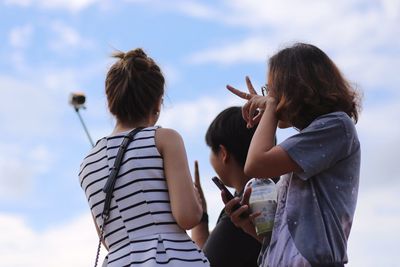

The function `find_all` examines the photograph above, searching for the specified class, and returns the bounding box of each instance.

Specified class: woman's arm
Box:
[244,96,302,178]
[155,128,202,230]
[191,218,209,248]
[191,161,210,248]
[226,83,302,178]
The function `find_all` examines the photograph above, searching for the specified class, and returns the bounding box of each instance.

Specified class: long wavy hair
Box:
[268,43,361,130]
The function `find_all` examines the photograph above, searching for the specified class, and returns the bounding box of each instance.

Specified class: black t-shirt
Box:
[203,209,261,267]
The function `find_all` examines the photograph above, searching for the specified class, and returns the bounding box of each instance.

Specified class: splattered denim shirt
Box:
[258,111,361,267]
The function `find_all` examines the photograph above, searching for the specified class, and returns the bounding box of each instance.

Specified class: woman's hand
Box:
[193,160,207,213]
[191,160,210,248]
[222,187,263,243]
[226,76,270,128]
[226,76,258,100]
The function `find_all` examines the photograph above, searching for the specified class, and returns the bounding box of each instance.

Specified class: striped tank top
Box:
[79,126,210,266]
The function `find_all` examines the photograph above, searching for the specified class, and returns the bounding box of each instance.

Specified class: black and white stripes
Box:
[79,126,209,266]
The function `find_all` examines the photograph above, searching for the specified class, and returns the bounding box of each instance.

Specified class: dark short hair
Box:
[269,43,361,130]
[205,107,257,167]
[105,48,165,125]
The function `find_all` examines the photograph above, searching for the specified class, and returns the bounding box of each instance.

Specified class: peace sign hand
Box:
[226,76,268,128]
[193,160,207,213]
[226,76,257,100]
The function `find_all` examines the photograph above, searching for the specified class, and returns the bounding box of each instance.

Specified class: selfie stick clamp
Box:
[69,92,95,147]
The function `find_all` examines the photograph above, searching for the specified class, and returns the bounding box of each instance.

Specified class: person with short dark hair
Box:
[224,43,362,267]
[79,48,210,266]
[191,106,263,267]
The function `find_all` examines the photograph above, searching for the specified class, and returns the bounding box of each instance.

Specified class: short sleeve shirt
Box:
[260,111,361,266]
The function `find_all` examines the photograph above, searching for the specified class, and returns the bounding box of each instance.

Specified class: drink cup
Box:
[246,178,277,235]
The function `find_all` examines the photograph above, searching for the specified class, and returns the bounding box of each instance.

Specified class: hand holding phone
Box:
[212,176,248,217]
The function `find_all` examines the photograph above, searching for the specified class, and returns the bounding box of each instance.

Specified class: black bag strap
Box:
[93,127,144,267]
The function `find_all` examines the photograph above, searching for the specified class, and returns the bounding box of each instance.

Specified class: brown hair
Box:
[269,43,361,130]
[105,48,165,125]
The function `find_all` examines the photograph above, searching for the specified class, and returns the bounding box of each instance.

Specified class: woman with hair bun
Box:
[79,48,210,266]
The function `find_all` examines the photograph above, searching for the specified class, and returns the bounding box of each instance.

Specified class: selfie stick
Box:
[69,92,95,147]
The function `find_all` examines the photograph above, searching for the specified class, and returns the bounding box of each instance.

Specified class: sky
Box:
[0,0,399,266]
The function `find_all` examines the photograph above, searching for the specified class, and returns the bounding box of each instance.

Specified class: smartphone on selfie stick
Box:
[212,176,249,218]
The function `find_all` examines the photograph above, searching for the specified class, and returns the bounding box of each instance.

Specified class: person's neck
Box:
[230,171,251,194]
[112,120,150,135]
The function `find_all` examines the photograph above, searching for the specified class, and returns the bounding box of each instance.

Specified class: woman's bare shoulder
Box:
[155,127,182,140]
[155,128,184,153]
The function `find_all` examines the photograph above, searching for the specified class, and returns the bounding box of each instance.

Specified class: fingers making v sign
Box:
[226,76,269,128]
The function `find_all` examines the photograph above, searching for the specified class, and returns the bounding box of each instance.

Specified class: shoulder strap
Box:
[102,127,144,219]
[93,127,144,267]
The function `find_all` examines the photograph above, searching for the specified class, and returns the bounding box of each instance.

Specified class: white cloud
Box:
[182,0,399,33]
[158,95,243,137]
[183,0,400,95]
[122,0,218,19]
[0,144,53,199]
[161,64,182,87]
[9,24,34,49]
[0,154,33,199]
[221,0,332,29]
[6,23,95,69]
[40,0,98,12]
[357,100,400,140]
[0,70,96,199]
[0,57,108,134]
[0,75,63,136]
[347,105,400,265]
[187,37,275,65]
[28,145,53,172]
[347,184,400,266]
[174,1,218,19]
[0,213,107,267]
[49,21,94,52]
[332,43,400,92]
[9,51,28,71]
[4,0,31,7]
[381,0,400,19]
[8,24,34,70]
[4,0,100,12]
[0,62,108,198]
[5,0,211,13]
[355,100,400,187]
[159,97,219,132]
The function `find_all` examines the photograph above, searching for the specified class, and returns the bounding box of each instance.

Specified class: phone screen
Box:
[212,176,235,201]
[212,176,247,217]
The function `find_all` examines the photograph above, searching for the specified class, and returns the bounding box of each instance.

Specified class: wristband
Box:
[200,212,209,223]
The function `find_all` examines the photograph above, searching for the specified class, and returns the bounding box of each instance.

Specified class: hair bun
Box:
[132,57,149,71]
[106,47,165,125]
[123,48,147,60]
[131,48,146,58]
[117,48,149,72]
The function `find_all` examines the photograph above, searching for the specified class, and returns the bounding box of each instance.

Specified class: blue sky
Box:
[0,0,399,266]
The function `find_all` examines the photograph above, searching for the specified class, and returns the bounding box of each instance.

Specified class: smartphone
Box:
[212,176,235,200]
[212,176,248,217]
